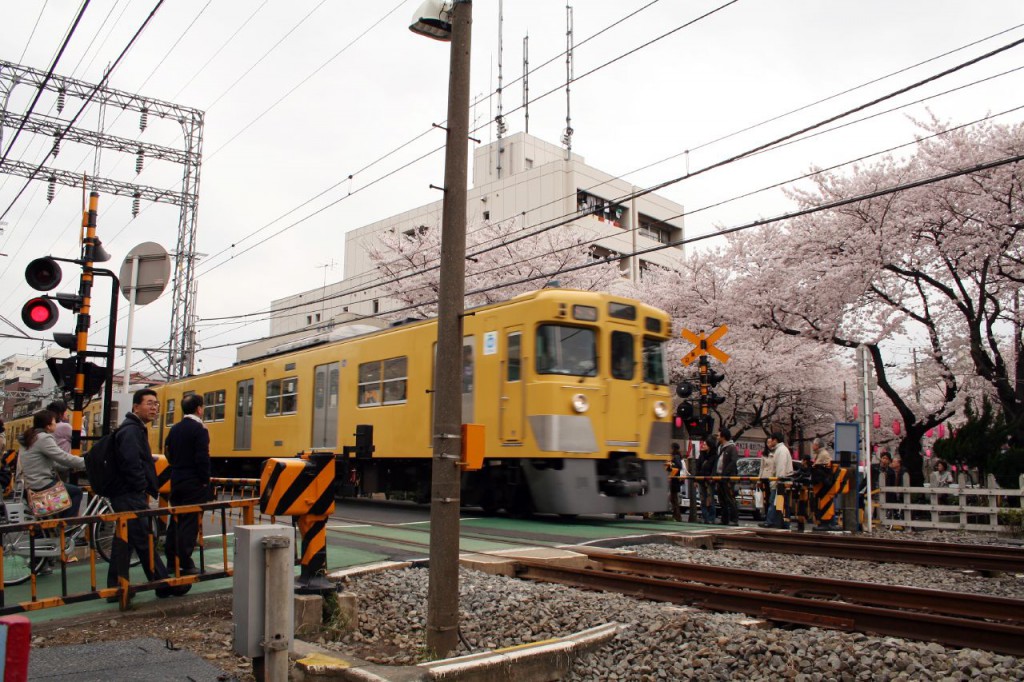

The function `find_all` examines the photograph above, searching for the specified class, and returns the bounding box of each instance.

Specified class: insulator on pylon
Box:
[56,89,66,114]
[46,177,56,203]
[51,133,60,158]
[139,108,148,132]
[132,192,141,218]
[136,149,144,174]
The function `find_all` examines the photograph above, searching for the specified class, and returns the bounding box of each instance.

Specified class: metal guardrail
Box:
[0,497,261,614]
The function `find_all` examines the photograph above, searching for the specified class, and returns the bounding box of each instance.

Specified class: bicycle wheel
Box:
[2,529,47,586]
[91,518,142,568]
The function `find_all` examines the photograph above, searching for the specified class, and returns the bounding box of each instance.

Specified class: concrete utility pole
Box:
[424,0,472,659]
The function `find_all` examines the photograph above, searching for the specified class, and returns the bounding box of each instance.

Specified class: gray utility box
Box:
[233,524,295,658]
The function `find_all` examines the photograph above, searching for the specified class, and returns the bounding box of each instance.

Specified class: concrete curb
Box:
[292,623,623,681]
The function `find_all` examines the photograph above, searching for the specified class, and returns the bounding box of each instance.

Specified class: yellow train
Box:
[150,288,675,515]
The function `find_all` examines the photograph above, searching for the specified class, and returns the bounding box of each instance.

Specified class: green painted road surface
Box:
[8,514,708,626]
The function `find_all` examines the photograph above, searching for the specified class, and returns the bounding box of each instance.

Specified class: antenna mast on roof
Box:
[522,33,529,134]
[495,0,506,178]
[561,3,574,160]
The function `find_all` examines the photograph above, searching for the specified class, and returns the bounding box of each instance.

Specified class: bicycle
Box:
[0,486,138,586]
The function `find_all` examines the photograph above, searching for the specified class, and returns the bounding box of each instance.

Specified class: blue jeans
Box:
[701,483,716,523]
[765,488,784,527]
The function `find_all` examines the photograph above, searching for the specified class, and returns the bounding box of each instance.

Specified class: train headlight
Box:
[653,400,669,419]
[571,393,590,413]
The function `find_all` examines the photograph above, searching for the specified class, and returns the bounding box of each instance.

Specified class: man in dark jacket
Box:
[106,388,188,600]
[716,429,740,526]
[164,393,211,575]
[696,438,718,523]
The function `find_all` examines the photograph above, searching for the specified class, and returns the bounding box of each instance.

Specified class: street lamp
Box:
[409,0,472,659]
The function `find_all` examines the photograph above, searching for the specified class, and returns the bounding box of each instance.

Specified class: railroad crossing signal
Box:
[680,326,731,366]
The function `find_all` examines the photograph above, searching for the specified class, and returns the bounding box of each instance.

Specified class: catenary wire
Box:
[0,0,91,166]
[196,150,1024,351]
[0,0,167,224]
[236,37,1024,321]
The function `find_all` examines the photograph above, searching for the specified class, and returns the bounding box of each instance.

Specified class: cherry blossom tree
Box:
[628,257,845,449]
[722,116,1024,482]
[368,217,621,317]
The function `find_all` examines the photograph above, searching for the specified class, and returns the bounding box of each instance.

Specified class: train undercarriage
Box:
[213,452,670,516]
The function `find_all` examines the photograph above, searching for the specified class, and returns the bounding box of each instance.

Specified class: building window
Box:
[306,315,312,324]
[203,390,227,422]
[638,214,673,244]
[266,377,298,416]
[315,313,321,322]
[343,306,349,313]
[358,357,407,406]
[372,299,379,314]
[483,210,490,221]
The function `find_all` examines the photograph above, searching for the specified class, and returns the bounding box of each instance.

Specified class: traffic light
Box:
[46,357,107,395]
[21,297,59,331]
[706,392,726,408]
[707,369,725,387]
[675,401,695,421]
[21,257,64,331]
[676,382,694,399]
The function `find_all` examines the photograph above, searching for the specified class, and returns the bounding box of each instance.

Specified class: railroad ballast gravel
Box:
[326,531,1024,681]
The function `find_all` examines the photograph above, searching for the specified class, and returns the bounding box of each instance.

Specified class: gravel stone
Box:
[321,529,1024,680]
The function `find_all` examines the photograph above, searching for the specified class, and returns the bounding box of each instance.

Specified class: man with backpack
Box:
[105,388,189,601]
[164,393,211,575]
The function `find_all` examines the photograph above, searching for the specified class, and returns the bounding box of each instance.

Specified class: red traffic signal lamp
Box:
[22,256,66,333]
[22,297,59,331]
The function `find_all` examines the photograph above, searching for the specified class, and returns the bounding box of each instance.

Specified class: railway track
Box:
[514,550,1024,656]
[714,530,1024,573]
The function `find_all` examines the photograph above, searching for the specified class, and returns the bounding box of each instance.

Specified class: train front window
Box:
[643,338,668,385]
[535,325,596,377]
[611,331,634,380]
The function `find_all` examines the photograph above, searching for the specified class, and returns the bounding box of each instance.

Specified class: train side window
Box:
[611,331,634,380]
[358,357,408,406]
[266,377,299,416]
[358,362,382,406]
[535,324,596,376]
[204,390,227,422]
[165,399,176,426]
[507,333,521,381]
[382,357,407,404]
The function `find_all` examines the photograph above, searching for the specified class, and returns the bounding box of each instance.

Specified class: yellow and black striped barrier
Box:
[259,451,335,594]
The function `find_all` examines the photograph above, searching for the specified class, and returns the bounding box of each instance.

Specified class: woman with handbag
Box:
[19,409,85,521]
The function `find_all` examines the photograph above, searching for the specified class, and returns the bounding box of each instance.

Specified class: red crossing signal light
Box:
[21,297,59,331]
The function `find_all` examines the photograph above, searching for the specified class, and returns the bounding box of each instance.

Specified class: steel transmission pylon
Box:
[0,59,203,380]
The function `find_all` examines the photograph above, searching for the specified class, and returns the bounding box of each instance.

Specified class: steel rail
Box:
[572,548,1024,623]
[750,529,1024,559]
[514,560,1024,656]
[715,534,1024,573]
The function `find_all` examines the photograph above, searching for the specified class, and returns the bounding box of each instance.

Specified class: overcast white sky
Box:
[1,0,1022,375]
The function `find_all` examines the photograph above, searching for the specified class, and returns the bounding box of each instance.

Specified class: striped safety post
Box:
[0,615,29,682]
[259,452,336,594]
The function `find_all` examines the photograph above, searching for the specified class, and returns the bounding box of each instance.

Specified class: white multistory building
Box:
[240,133,686,361]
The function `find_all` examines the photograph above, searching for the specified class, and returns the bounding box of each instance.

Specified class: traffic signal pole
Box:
[68,192,101,454]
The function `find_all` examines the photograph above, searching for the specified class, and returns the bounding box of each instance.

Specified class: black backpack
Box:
[83,428,118,496]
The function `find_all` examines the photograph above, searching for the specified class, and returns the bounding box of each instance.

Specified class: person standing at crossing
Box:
[715,429,739,526]
[164,394,211,575]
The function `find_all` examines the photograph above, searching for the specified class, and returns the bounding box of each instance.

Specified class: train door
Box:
[234,379,254,450]
[607,330,640,446]
[462,337,475,423]
[312,362,339,449]
[500,328,523,441]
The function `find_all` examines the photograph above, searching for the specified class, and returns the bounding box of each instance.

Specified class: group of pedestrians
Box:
[106,389,211,600]
[691,428,741,526]
[12,390,211,602]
